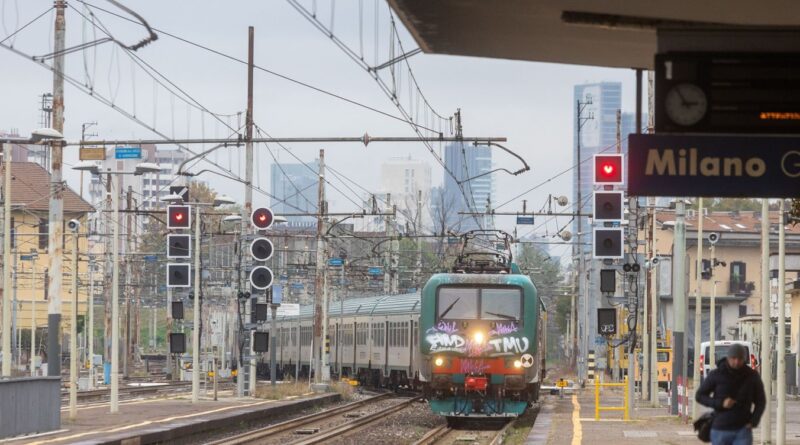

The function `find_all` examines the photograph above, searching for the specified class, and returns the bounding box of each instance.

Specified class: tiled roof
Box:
[657,210,800,234]
[7,162,94,213]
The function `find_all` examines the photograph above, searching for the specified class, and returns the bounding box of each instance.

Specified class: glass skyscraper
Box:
[270,160,320,227]
[442,142,493,232]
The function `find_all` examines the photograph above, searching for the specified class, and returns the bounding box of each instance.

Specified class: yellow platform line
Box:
[571,394,582,445]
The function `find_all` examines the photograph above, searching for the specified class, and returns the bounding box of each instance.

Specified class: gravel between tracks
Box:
[323,398,445,445]
[196,392,374,444]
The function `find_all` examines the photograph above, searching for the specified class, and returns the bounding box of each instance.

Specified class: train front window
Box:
[437,288,479,320]
[480,288,522,321]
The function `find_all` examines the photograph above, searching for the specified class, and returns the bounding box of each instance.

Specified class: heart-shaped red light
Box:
[603,164,614,175]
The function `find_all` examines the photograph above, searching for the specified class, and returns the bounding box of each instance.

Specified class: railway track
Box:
[60,381,196,405]
[413,403,540,445]
[207,392,421,445]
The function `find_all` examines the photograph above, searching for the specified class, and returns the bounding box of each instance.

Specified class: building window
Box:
[9,217,14,249]
[730,261,748,294]
[38,218,48,250]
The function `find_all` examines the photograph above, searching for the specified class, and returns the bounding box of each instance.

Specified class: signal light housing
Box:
[167,263,191,287]
[250,238,274,262]
[169,333,186,354]
[171,301,185,320]
[600,269,616,293]
[167,234,191,259]
[597,308,617,335]
[251,207,274,231]
[593,228,624,259]
[593,154,624,185]
[249,265,274,290]
[167,205,191,230]
[593,191,624,221]
[253,332,269,352]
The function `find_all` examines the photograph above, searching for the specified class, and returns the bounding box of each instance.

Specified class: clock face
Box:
[665,83,708,127]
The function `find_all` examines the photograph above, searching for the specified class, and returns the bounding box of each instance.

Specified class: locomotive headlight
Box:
[473,331,485,345]
[513,360,523,368]
[434,357,444,367]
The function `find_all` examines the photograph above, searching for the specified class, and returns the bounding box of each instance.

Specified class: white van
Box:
[699,340,756,378]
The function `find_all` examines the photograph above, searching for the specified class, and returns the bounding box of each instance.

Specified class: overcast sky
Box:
[1,0,645,259]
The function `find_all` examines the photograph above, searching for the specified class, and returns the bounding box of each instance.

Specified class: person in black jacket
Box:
[695,344,766,445]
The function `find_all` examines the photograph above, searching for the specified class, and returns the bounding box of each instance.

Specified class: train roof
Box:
[277,292,421,321]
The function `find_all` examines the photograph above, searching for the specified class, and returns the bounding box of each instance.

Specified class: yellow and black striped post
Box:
[588,350,596,382]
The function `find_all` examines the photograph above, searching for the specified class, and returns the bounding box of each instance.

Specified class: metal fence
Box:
[0,377,61,439]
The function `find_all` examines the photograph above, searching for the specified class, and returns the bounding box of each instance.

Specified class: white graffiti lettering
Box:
[426,332,465,352]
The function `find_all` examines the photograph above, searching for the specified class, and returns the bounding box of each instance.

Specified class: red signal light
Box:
[167,205,191,229]
[593,154,623,184]
[251,207,274,230]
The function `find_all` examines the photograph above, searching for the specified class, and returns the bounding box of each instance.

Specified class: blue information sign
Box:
[516,216,535,225]
[115,147,142,159]
[290,283,304,290]
[368,266,383,276]
[271,285,283,305]
[328,258,343,267]
[143,255,157,263]
[629,133,800,198]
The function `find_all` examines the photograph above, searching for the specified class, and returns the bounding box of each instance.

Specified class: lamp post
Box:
[2,128,63,378]
[161,193,235,403]
[72,161,160,413]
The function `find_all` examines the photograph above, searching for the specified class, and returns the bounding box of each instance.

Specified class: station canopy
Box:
[387,0,800,69]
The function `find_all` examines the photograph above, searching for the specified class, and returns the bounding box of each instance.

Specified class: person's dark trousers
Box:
[710,427,753,445]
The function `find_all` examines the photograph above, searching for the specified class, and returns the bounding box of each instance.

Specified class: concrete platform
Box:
[2,391,339,445]
[529,387,800,444]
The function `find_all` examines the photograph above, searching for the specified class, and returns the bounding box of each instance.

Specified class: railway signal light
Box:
[167,263,191,287]
[622,263,641,273]
[253,332,269,352]
[249,266,274,290]
[171,301,185,320]
[593,228,623,259]
[250,238,274,262]
[593,191,624,221]
[600,269,616,293]
[251,207,274,231]
[169,333,186,354]
[593,154,623,185]
[253,303,269,323]
[597,308,617,336]
[167,205,191,229]
[167,234,191,258]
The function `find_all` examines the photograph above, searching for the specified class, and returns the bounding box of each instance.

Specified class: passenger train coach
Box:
[269,293,423,388]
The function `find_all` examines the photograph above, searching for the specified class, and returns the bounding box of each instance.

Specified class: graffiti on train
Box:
[426,323,529,356]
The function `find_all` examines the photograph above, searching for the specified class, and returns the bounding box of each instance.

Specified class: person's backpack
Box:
[693,412,715,442]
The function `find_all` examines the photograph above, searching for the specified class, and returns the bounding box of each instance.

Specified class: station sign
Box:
[328,258,344,267]
[628,133,800,198]
[79,146,106,161]
[114,147,142,159]
[516,216,535,225]
[276,303,300,317]
[368,266,383,276]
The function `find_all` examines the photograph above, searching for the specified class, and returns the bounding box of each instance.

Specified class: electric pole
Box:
[47,0,66,378]
[692,198,704,420]
[574,96,593,377]
[760,198,772,444]
[313,149,326,386]
[671,200,687,415]
[237,26,255,398]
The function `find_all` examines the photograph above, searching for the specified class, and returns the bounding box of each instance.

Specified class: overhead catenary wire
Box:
[286,0,485,229]
[72,0,440,134]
